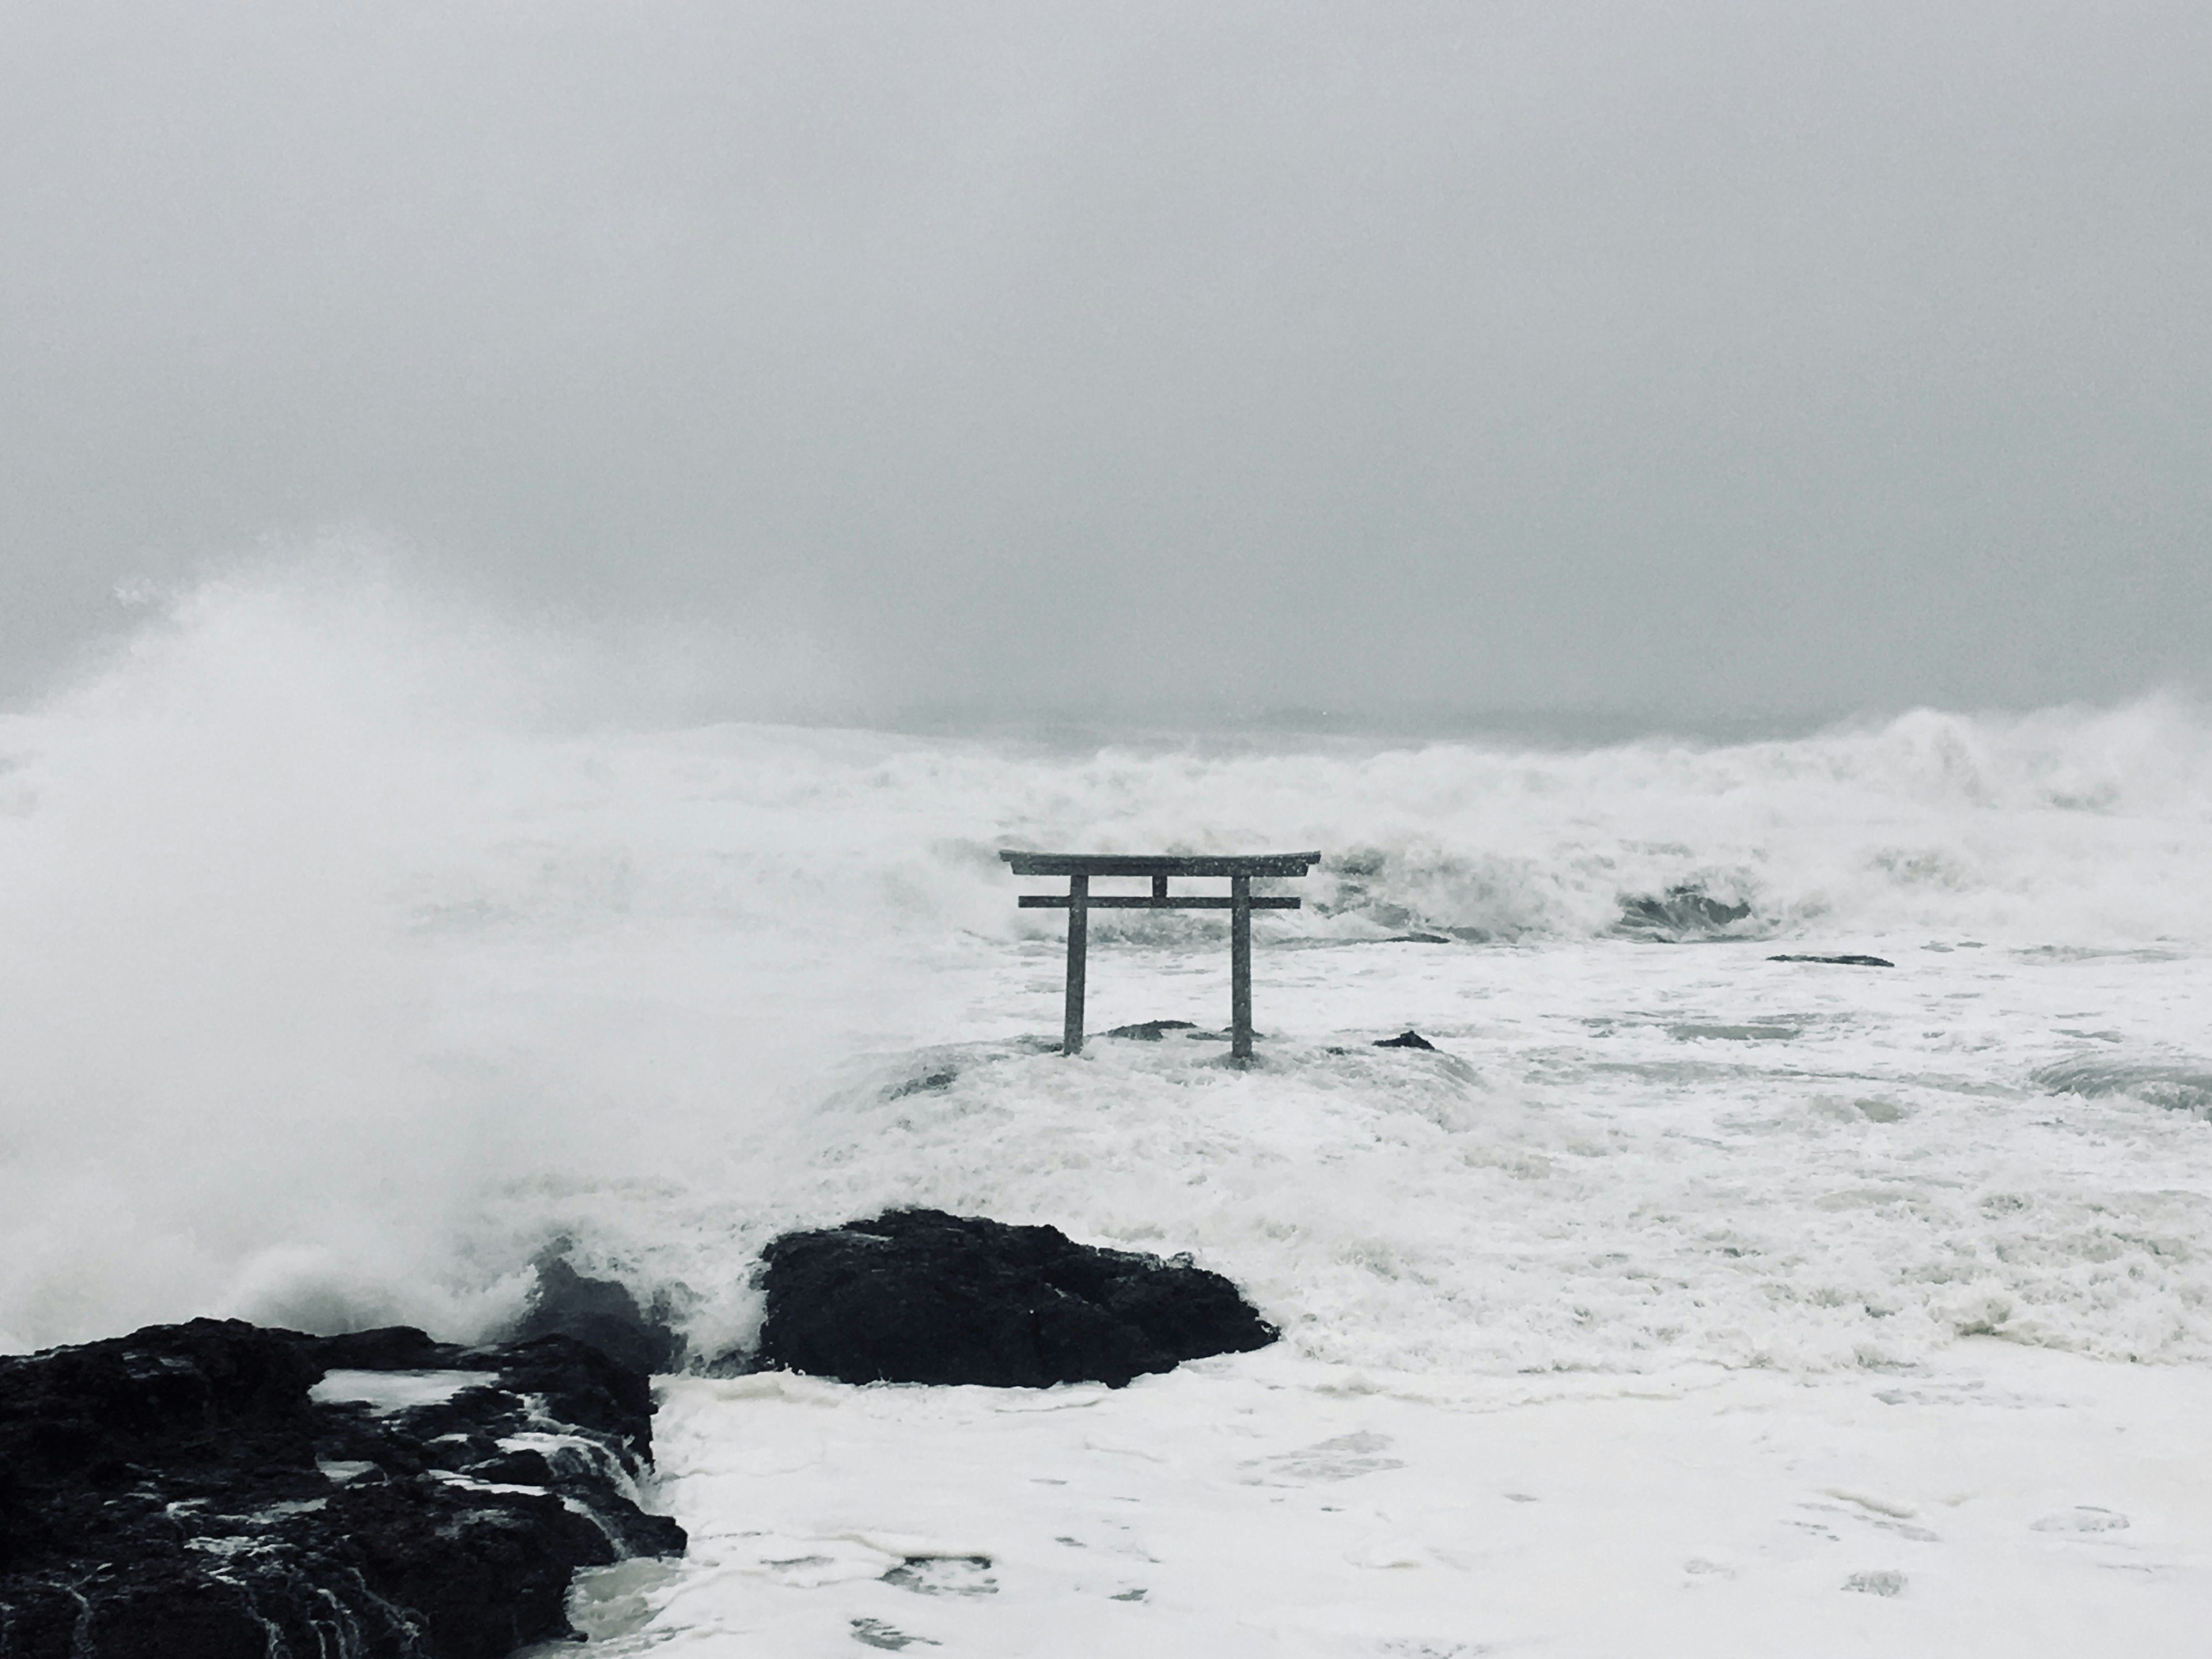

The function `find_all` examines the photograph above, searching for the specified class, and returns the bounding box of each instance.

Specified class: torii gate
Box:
[1001,850,1323,1062]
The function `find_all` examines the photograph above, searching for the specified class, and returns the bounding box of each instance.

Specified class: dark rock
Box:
[1382,933,1453,944]
[1768,953,1895,968]
[1103,1020,1198,1040]
[1617,885,1755,941]
[323,1478,613,1658]
[315,1324,463,1370]
[512,1253,684,1375]
[0,1317,684,1658]
[753,1209,1276,1389]
[1374,1029,1438,1050]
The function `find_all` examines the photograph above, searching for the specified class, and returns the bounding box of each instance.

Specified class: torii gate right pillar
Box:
[1063,872,1089,1056]
[1229,874,1253,1062]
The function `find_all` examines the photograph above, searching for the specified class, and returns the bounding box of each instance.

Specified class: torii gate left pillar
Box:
[1001,851,1322,1062]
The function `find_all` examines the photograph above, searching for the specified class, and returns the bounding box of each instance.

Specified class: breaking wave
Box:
[2,564,2209,1369]
[2034,1055,2212,1119]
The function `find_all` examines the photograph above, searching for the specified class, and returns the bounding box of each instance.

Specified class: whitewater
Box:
[3,572,2209,1654]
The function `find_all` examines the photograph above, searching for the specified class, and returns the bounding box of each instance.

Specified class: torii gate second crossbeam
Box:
[1001,850,1323,1062]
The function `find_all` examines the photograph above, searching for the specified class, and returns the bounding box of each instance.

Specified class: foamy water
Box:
[2,569,2209,1375]
[9,570,2212,1651]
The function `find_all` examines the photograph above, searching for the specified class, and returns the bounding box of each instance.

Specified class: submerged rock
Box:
[0,1318,683,1659]
[888,1067,959,1099]
[1769,953,1894,968]
[753,1209,1276,1388]
[1373,1029,1439,1050]
[1104,1019,1199,1040]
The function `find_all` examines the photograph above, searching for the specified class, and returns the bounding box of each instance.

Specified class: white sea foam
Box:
[9,565,2212,1652]
[309,1368,490,1412]
[577,1345,2210,1658]
[2,566,2210,1386]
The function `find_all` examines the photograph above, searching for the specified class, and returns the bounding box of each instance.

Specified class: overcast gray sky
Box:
[4,1,2207,725]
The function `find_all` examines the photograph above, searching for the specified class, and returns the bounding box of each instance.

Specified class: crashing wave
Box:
[1613,882,1766,942]
[2031,1055,2212,1118]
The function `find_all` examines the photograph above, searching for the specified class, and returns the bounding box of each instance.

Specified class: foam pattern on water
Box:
[1,570,2209,1370]
[613,940,2212,1376]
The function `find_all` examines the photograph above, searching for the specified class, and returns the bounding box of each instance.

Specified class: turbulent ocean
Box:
[5,570,2210,1653]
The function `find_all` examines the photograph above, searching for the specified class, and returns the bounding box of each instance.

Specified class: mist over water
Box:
[3,562,2207,1361]
[8,12,2210,1643]
[7,1,2212,721]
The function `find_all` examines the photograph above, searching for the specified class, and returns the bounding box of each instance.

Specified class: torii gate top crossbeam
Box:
[1002,851,1323,878]
[1001,850,1321,1061]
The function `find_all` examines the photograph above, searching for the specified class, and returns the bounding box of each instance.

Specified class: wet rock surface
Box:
[0,1317,683,1658]
[513,1252,685,1374]
[753,1209,1277,1388]
[1770,953,1895,968]
[1373,1029,1439,1050]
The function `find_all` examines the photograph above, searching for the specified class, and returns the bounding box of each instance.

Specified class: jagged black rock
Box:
[752,1208,1277,1389]
[0,1317,683,1658]
[513,1253,685,1375]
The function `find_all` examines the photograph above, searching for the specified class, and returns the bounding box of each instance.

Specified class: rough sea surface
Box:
[2,574,2208,1653]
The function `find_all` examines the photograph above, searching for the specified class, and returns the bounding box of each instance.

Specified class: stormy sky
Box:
[4,1,2207,725]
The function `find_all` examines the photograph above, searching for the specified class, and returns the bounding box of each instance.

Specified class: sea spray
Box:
[2,565,2210,1377]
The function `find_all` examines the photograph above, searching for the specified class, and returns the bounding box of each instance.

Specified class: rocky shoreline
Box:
[0,1318,683,1659]
[0,1211,1277,1656]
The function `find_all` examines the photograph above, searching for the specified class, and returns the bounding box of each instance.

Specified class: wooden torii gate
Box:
[1001,850,1323,1062]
